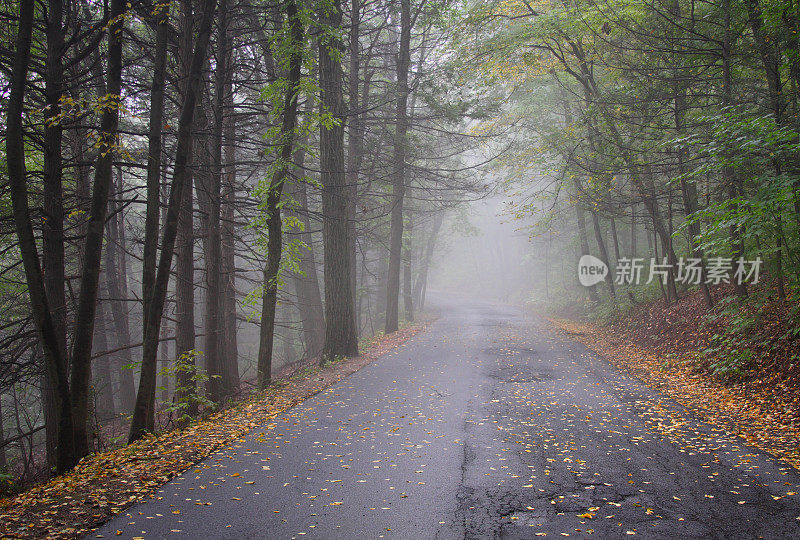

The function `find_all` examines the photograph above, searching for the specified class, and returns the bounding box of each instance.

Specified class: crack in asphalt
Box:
[92,297,800,539]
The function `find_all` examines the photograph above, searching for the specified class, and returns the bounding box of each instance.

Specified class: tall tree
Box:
[42,0,67,471]
[385,0,411,333]
[257,0,305,388]
[69,0,128,458]
[205,0,228,401]
[6,0,76,473]
[320,0,359,360]
[129,0,218,443]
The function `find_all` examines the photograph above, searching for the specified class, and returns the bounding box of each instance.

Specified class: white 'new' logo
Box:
[578,255,608,287]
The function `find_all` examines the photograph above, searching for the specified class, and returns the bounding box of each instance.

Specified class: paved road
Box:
[94,297,800,539]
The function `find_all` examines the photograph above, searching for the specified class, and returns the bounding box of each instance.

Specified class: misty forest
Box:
[3,0,800,537]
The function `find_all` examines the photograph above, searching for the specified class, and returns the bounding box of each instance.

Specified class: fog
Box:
[429,197,546,305]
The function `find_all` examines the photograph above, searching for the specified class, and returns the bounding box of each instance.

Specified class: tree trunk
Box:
[630,204,637,257]
[6,0,76,473]
[256,0,304,388]
[174,145,196,418]
[385,0,411,334]
[346,0,364,336]
[206,0,229,401]
[143,3,169,334]
[609,218,620,262]
[320,0,359,360]
[576,206,600,303]
[590,211,616,301]
[723,0,749,299]
[673,85,713,305]
[104,184,136,413]
[0,397,6,470]
[174,0,199,424]
[221,87,240,392]
[129,0,217,443]
[403,206,414,322]
[93,297,115,421]
[565,39,678,302]
[42,0,67,473]
[287,147,326,360]
[412,213,443,308]
[776,216,788,300]
[70,0,127,459]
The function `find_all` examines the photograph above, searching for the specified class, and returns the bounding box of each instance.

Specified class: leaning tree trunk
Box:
[70,0,127,459]
[129,0,217,443]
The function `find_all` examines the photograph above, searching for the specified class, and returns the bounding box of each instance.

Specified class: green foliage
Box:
[158,350,216,425]
[699,294,768,380]
[701,334,753,380]
[320,354,344,368]
[0,468,15,496]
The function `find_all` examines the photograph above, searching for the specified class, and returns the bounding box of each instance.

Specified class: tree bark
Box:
[6,0,76,473]
[590,210,616,301]
[576,206,600,304]
[403,206,414,322]
[221,83,240,391]
[722,0,749,299]
[104,183,136,413]
[669,11,714,307]
[42,0,67,472]
[174,139,197,419]
[142,1,170,333]
[320,0,359,360]
[287,147,326,360]
[93,297,115,420]
[206,0,229,401]
[70,0,127,459]
[129,0,217,443]
[174,0,199,423]
[0,397,6,470]
[385,0,411,334]
[346,0,363,336]
[609,218,620,262]
[412,213,443,308]
[257,0,304,388]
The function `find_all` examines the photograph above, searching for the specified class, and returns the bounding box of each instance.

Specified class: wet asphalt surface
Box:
[93,297,800,539]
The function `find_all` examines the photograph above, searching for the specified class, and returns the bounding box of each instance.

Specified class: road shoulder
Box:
[549,317,800,471]
[0,321,430,539]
